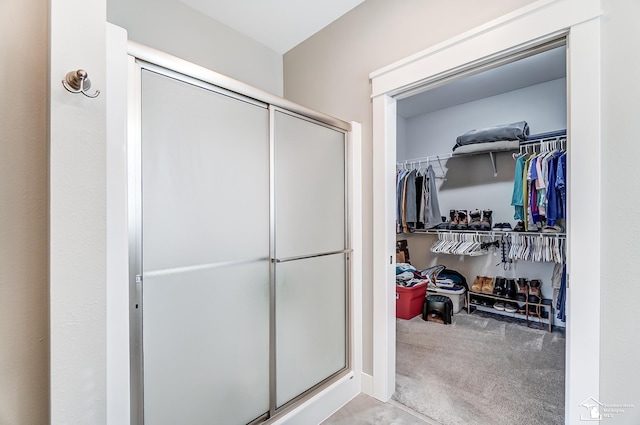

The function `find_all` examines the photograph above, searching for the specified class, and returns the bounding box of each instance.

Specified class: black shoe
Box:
[480,210,493,231]
[494,300,505,311]
[468,209,482,230]
[493,276,506,297]
[514,221,525,232]
[447,209,458,229]
[456,210,468,230]
[505,279,517,299]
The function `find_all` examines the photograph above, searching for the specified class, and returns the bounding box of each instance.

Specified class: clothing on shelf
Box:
[511,136,567,231]
[453,121,529,152]
[396,262,431,288]
[396,164,442,233]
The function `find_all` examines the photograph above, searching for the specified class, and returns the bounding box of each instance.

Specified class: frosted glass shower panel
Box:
[275,254,347,407]
[143,262,270,425]
[274,111,346,258]
[141,70,269,272]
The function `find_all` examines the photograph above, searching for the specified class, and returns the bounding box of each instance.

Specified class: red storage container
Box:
[396,283,427,319]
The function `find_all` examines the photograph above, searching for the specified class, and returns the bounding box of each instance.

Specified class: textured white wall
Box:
[50,0,107,423]
[0,0,49,423]
[600,0,640,422]
[107,0,283,96]
[284,0,538,375]
[403,78,566,226]
[402,78,567,160]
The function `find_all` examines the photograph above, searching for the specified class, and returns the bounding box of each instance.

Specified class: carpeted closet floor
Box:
[393,312,565,425]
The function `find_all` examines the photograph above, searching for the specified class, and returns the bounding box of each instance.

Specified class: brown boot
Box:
[471,276,484,292]
[528,279,542,304]
[481,276,494,293]
[515,278,529,303]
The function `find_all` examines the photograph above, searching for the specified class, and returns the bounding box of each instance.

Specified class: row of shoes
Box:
[469,297,548,317]
[471,276,543,302]
[509,220,565,233]
[446,209,492,230]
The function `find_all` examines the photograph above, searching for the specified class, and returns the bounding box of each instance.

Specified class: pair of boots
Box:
[447,210,467,229]
[493,277,522,313]
[493,277,516,298]
[472,275,494,293]
[448,209,492,230]
[468,209,493,231]
[495,277,543,315]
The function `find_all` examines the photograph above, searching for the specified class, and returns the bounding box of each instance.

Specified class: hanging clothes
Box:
[423,165,442,229]
[514,139,567,231]
[396,169,409,233]
[511,155,526,220]
[396,163,442,233]
[556,264,567,322]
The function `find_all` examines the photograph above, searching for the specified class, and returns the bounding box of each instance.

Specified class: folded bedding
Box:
[452,139,519,155]
[453,121,529,152]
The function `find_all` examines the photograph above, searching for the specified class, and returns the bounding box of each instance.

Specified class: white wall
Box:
[107,0,283,96]
[50,0,107,423]
[401,78,567,160]
[0,0,49,423]
[402,78,566,225]
[600,0,640,423]
[284,0,539,374]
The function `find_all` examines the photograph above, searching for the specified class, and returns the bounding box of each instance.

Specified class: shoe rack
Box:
[466,290,554,332]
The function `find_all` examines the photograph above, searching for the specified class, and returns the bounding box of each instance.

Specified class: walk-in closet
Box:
[392,43,568,425]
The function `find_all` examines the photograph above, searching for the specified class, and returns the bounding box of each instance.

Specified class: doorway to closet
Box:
[370,3,602,422]
[392,42,567,425]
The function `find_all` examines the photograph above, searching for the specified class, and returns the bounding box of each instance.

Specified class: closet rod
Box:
[517,135,567,155]
[396,153,452,167]
[398,134,567,166]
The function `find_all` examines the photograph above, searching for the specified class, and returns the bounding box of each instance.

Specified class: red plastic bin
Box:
[396,283,427,319]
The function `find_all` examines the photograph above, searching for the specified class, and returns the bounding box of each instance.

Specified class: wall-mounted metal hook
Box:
[62,69,100,98]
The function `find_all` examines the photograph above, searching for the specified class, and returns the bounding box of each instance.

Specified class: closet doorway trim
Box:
[369,1,602,424]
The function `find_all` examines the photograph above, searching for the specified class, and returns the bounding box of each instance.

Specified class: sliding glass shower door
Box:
[134,67,349,425]
[273,111,348,407]
[140,70,270,425]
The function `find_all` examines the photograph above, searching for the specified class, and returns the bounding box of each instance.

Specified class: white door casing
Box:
[369,1,602,424]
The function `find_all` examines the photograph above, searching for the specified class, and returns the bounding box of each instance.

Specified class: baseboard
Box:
[361,372,374,396]
[271,372,360,425]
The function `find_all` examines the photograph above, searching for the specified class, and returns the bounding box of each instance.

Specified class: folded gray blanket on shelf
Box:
[453,121,529,152]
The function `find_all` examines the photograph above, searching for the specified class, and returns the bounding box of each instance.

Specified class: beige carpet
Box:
[393,312,565,425]
[321,394,436,425]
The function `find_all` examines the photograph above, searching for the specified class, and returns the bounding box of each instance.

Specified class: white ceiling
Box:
[398,46,567,119]
[177,0,366,54]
